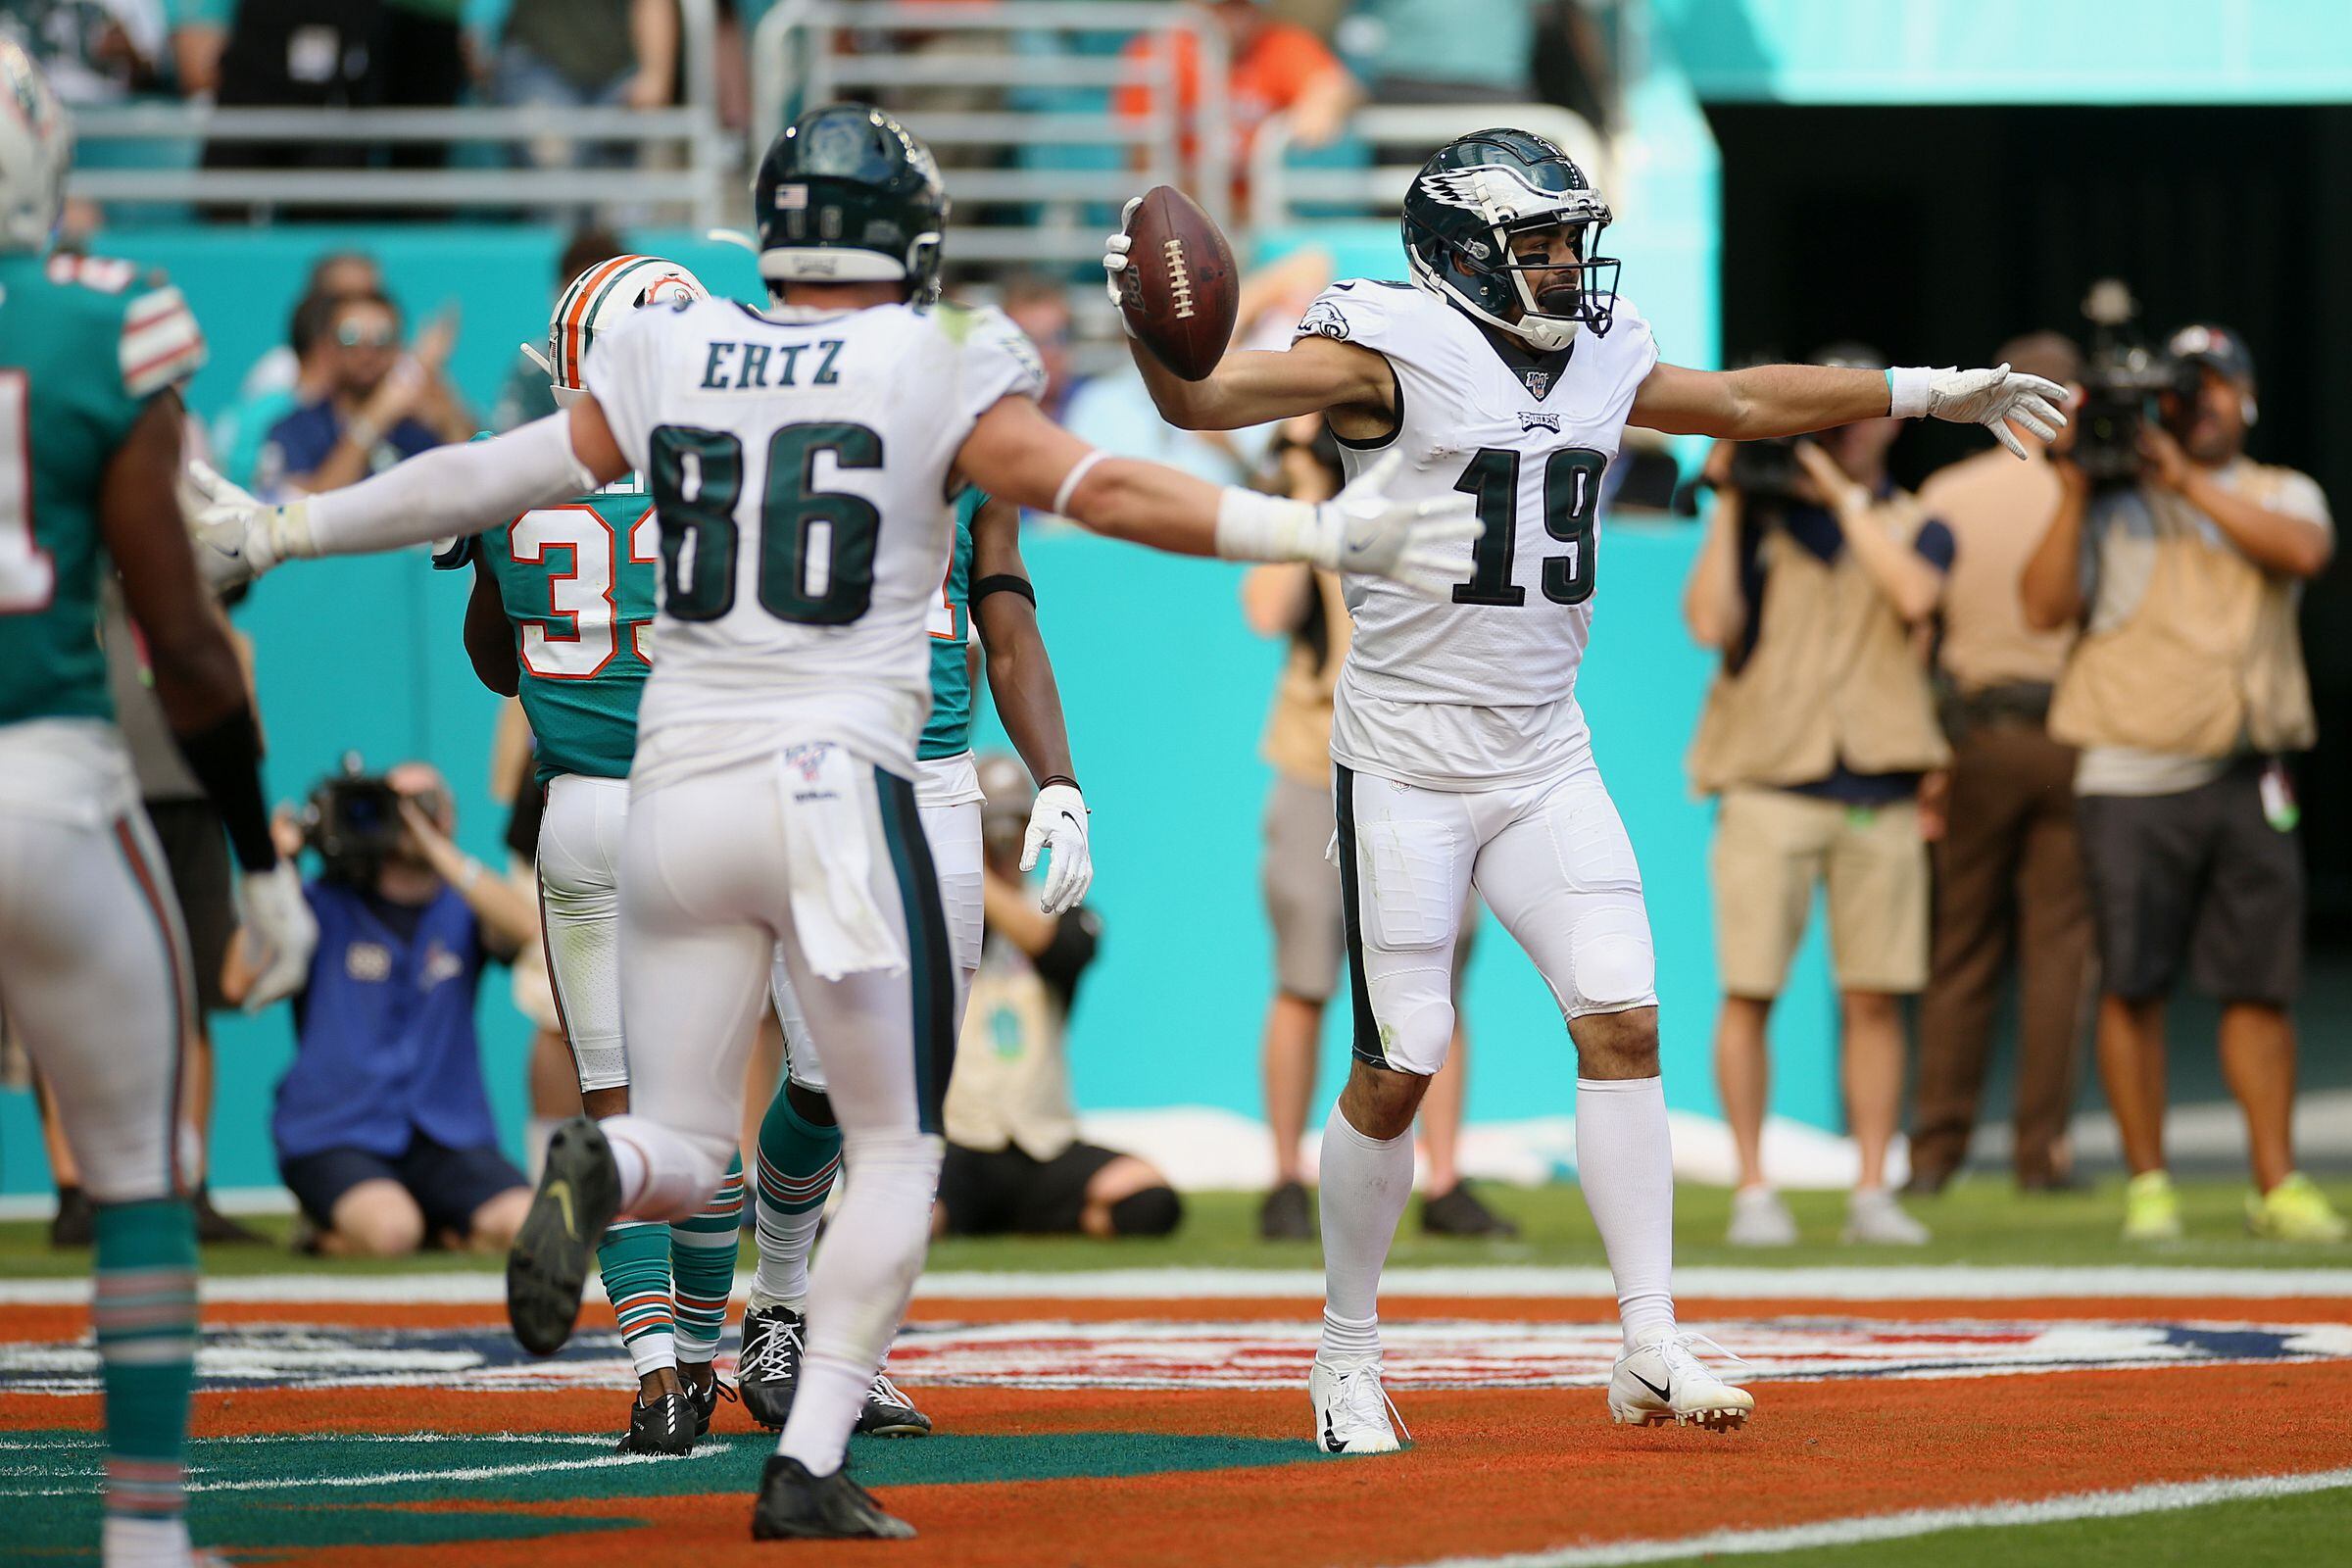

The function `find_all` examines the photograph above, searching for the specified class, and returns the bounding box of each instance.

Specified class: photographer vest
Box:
[2049,464,2318,759]
[1688,491,1952,796]
[1260,569,1351,786]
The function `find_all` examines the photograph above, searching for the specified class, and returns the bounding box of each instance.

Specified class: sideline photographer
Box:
[1685,345,1952,1249]
[227,760,539,1255]
[2023,323,2344,1244]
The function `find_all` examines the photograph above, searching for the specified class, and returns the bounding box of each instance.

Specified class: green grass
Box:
[3,1174,2346,1280]
[1643,1481,2352,1567]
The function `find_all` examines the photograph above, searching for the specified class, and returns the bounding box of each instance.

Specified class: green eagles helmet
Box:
[1401,127,1618,352]
[753,103,948,300]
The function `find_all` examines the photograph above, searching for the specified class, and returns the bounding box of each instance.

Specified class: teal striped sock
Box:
[670,1153,744,1364]
[753,1088,842,1308]
[597,1220,676,1378]
[93,1199,198,1541]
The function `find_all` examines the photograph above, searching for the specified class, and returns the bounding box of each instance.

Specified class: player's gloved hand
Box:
[1891,365,2069,460]
[1317,451,1484,601]
[182,460,315,591]
[1102,196,1143,329]
[236,859,318,1012]
[1021,781,1092,915]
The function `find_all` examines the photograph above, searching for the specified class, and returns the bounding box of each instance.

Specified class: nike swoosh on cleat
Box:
[546,1179,576,1238]
[1321,1412,1345,1454]
[1630,1371,1672,1401]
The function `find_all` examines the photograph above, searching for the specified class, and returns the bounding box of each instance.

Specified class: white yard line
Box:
[3,1263,2352,1308]
[0,1446,729,1498]
[1396,1466,2352,1568]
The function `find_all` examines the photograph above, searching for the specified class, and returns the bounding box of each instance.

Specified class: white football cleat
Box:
[1309,1357,1407,1454]
[1609,1328,1755,1433]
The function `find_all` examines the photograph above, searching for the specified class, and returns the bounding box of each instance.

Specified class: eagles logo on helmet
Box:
[1401,126,1620,353]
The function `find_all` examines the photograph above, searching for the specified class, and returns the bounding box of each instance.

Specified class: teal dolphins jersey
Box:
[918,488,984,760]
[0,252,206,728]
[438,470,658,782]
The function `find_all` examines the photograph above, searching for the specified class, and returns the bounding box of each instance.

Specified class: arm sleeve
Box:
[956,306,1050,425]
[303,413,598,557]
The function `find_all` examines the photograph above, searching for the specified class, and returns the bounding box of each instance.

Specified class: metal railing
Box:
[1248,104,1614,234]
[63,0,732,224]
[751,0,1229,270]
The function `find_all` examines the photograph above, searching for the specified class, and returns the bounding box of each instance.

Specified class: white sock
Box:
[623,1329,678,1381]
[1576,1076,1678,1347]
[525,1116,561,1183]
[102,1513,190,1568]
[754,1195,824,1311]
[1316,1104,1413,1362]
[598,1114,731,1222]
[776,1129,942,1477]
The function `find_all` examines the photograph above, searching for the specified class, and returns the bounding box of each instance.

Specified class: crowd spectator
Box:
[937,754,1180,1240]
[2022,323,2345,1244]
[196,0,376,217]
[1906,331,2092,1196]
[1334,0,1531,103]
[1242,415,1511,1243]
[1116,0,1360,201]
[255,289,471,499]
[0,0,166,103]
[492,0,677,171]
[227,761,538,1256]
[1684,346,1952,1249]
[997,274,1087,424]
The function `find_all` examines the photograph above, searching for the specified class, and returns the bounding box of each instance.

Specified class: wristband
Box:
[343,416,382,454]
[1052,449,1108,517]
[172,706,277,872]
[455,857,485,894]
[1037,774,1081,794]
[1213,486,1333,568]
[1886,367,1935,419]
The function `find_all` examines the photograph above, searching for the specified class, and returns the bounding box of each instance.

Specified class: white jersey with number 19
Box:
[1297,280,1658,791]
[583,295,1044,790]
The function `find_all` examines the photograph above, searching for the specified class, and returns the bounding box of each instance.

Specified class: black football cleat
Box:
[736,1302,807,1431]
[680,1363,735,1437]
[751,1455,915,1541]
[618,1389,697,1455]
[857,1369,933,1438]
[506,1116,620,1356]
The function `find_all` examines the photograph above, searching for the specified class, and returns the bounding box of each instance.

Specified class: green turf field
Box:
[2,1174,2345,1278]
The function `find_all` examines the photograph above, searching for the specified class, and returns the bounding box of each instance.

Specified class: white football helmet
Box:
[0,38,71,254]
[523,253,710,408]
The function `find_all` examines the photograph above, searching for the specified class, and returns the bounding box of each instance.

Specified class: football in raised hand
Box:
[1116,184,1239,382]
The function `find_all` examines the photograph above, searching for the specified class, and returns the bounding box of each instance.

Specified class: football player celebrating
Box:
[186,105,1474,1540]
[0,41,315,1568]
[1102,127,2066,1450]
[744,485,1087,1440]
[435,253,757,1456]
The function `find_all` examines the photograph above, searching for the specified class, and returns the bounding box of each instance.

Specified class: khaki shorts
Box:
[1710,786,1929,999]
[1263,772,1477,1006]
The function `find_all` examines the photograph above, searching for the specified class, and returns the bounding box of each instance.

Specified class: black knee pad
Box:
[785,1080,837,1127]
[1108,1185,1182,1237]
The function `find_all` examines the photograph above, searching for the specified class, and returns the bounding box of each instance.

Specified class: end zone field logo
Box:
[6,1316,2349,1396]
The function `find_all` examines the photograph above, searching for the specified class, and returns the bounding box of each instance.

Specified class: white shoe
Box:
[1726,1186,1798,1248]
[1843,1186,1931,1246]
[1609,1328,1755,1433]
[1309,1357,1407,1454]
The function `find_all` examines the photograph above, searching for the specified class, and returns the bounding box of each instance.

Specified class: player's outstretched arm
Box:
[955,394,1478,597]
[103,392,317,1009]
[1122,332,1393,433]
[188,402,626,587]
[969,494,1091,914]
[1632,361,2067,458]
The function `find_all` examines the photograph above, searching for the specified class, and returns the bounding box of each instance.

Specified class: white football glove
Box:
[182,460,314,592]
[1020,782,1093,916]
[1915,364,2069,460]
[1102,195,1143,328]
[236,860,318,1012]
[1318,451,1484,601]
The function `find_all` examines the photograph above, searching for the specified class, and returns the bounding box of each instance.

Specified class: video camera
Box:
[302,756,407,885]
[1726,436,1801,502]
[2074,279,2200,486]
